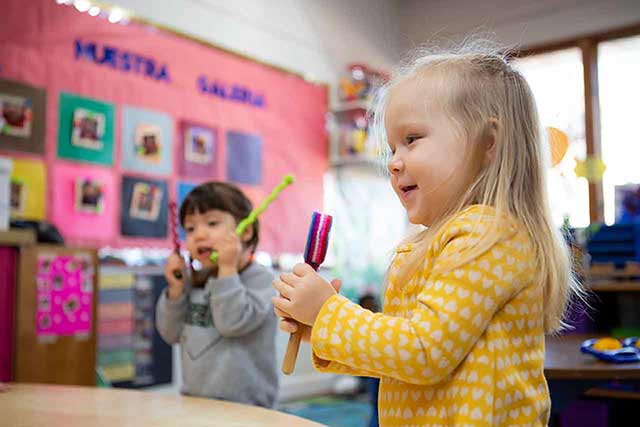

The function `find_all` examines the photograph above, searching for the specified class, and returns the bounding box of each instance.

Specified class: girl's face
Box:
[183,209,238,267]
[385,75,483,226]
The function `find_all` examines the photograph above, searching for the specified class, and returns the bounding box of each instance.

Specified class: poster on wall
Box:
[226,131,263,185]
[121,106,173,175]
[120,176,168,238]
[178,122,217,179]
[58,92,114,165]
[0,79,46,154]
[35,253,94,339]
[10,158,46,220]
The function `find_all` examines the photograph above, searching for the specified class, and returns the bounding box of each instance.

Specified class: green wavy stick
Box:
[210,174,294,263]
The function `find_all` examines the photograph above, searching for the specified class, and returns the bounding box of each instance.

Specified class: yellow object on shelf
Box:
[592,337,622,352]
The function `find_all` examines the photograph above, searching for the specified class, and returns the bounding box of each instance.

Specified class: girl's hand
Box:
[272,265,340,326]
[216,230,242,277]
[164,253,186,299]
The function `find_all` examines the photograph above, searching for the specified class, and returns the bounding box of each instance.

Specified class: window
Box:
[513,48,590,227]
[598,35,640,224]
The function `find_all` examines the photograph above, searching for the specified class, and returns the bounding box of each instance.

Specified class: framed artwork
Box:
[121,106,173,175]
[135,124,162,164]
[120,176,168,238]
[0,94,32,138]
[178,121,217,179]
[0,79,46,154]
[185,125,214,164]
[71,108,106,151]
[74,178,104,214]
[58,92,114,165]
[9,178,25,216]
[129,182,163,221]
[50,162,116,244]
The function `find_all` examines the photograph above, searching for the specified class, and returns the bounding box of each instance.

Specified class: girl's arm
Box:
[311,222,532,386]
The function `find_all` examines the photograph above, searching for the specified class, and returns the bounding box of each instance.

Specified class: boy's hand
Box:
[216,230,242,277]
[164,253,186,299]
[272,266,340,327]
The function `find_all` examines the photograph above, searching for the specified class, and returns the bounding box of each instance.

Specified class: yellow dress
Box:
[311,206,550,426]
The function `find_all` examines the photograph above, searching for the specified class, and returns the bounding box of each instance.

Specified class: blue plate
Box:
[580,338,640,363]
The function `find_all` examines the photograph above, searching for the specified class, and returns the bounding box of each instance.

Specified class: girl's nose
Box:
[388,155,404,175]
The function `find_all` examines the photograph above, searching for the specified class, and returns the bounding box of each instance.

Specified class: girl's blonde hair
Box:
[372,41,582,333]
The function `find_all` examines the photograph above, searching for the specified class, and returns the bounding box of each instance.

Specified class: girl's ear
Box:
[482,118,500,167]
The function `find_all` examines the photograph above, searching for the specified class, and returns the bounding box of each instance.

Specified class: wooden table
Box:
[545,334,640,380]
[544,334,640,419]
[0,383,325,427]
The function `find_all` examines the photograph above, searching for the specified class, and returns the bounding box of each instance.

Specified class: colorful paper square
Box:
[226,131,262,185]
[120,176,168,238]
[9,158,46,220]
[58,92,114,165]
[50,162,116,244]
[0,79,46,154]
[121,106,173,175]
[179,122,217,179]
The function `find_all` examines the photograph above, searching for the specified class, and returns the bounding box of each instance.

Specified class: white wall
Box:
[401,0,640,51]
[103,0,402,88]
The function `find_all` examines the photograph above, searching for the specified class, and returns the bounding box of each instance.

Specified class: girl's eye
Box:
[406,135,421,144]
[185,227,194,233]
[208,221,219,227]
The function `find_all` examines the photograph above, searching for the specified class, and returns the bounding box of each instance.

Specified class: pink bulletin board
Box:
[0,0,328,255]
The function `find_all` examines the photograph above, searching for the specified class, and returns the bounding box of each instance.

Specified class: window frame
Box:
[513,23,640,223]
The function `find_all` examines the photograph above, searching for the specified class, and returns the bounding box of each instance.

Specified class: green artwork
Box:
[57,92,114,165]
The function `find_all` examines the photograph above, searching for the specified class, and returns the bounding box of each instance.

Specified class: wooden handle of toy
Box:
[282,329,303,375]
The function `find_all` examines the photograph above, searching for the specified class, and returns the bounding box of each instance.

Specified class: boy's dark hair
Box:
[180,182,259,252]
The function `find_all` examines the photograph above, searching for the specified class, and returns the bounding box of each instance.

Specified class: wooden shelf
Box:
[0,229,36,246]
[588,281,640,292]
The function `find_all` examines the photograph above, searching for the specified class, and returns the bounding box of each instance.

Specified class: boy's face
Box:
[183,209,238,267]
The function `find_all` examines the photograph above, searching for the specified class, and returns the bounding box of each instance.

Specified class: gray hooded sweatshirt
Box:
[155,263,278,408]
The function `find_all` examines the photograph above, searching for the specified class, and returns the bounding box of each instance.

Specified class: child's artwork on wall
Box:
[121,106,173,175]
[58,92,114,165]
[74,178,104,214]
[35,253,94,338]
[0,94,32,138]
[0,79,46,154]
[10,178,25,216]
[179,122,217,179]
[185,125,214,164]
[129,182,162,221]
[135,124,162,164]
[121,176,168,238]
[71,108,106,150]
[226,131,262,185]
[9,158,46,220]
[50,162,116,244]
